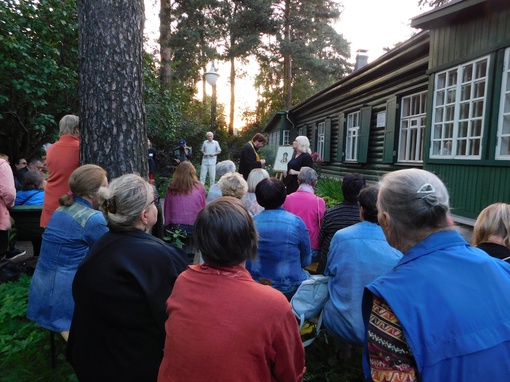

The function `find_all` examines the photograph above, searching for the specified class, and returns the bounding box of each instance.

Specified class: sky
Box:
[144,0,433,130]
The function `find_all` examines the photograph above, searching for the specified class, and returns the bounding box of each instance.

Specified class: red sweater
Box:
[158,264,305,381]
[41,135,79,227]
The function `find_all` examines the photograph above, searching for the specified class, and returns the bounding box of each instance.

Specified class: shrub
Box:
[316,177,343,208]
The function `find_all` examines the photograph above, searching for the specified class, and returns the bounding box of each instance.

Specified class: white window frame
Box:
[345,111,360,161]
[298,127,304,136]
[317,122,325,160]
[283,130,290,145]
[496,47,510,160]
[398,91,427,163]
[430,56,489,159]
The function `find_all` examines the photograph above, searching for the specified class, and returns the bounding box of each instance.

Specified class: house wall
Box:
[423,5,510,220]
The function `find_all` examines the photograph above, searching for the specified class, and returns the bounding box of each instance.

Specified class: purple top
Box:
[164,184,206,226]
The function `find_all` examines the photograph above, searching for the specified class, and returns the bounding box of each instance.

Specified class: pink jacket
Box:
[0,159,16,231]
[282,185,326,250]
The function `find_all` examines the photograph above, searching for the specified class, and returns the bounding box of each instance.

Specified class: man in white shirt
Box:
[200,132,221,186]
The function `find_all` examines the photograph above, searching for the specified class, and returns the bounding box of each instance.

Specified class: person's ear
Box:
[379,211,391,234]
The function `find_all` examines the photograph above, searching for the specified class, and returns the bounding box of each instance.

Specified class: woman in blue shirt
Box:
[246,177,311,300]
[27,164,109,339]
[15,170,46,205]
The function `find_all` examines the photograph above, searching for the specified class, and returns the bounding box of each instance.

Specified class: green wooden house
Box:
[264,0,510,224]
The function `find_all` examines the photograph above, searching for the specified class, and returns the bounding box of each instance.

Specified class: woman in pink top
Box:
[282,166,326,262]
[164,162,206,235]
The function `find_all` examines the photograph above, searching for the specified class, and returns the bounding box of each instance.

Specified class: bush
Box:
[315,177,343,208]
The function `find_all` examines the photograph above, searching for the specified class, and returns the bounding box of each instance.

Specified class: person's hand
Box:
[282,170,287,177]
[260,159,266,166]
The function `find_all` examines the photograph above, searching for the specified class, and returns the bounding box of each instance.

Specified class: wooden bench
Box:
[10,205,44,256]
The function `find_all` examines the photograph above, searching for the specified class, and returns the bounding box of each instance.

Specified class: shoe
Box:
[5,247,27,261]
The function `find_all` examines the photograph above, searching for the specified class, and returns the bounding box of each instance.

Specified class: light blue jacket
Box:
[323,221,402,346]
[363,230,510,381]
[247,207,311,292]
[27,198,108,331]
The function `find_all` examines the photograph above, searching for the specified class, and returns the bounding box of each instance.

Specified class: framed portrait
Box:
[273,146,294,172]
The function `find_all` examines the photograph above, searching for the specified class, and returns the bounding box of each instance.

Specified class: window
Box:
[430,56,489,159]
[398,92,427,162]
[317,122,325,160]
[497,48,510,159]
[283,130,290,145]
[298,127,304,136]
[345,111,360,161]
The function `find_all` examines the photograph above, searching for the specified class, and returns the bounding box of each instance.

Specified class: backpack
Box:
[290,275,330,346]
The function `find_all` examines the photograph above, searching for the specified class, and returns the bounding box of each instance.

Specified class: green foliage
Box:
[315,177,343,208]
[0,0,79,159]
[0,275,76,381]
[163,228,187,249]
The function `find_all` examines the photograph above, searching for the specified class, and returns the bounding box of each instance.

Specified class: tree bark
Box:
[284,0,292,110]
[78,0,147,179]
[159,0,172,88]
[229,56,235,136]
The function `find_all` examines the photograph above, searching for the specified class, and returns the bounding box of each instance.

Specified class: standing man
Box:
[148,139,156,184]
[200,132,221,187]
[239,133,267,180]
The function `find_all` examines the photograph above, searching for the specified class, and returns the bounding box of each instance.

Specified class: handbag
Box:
[290,275,330,346]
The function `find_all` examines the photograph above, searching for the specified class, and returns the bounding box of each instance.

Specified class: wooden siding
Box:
[426,163,510,220]
[429,8,510,68]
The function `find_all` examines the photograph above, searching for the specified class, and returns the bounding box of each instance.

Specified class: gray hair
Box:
[99,173,153,231]
[247,168,269,193]
[297,167,317,186]
[216,160,236,178]
[59,115,79,136]
[219,172,248,199]
[295,136,311,154]
[378,168,450,250]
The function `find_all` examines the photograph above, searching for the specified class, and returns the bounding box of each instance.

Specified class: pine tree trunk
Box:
[78,0,147,179]
[160,0,172,88]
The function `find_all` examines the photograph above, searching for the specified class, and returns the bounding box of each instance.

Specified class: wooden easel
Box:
[275,171,284,180]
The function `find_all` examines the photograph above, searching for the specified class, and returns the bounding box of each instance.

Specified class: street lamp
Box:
[204,63,220,132]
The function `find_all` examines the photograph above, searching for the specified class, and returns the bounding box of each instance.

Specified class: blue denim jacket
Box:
[27,197,108,331]
[247,207,311,292]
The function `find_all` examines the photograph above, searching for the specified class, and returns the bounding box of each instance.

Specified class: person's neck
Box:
[486,235,508,247]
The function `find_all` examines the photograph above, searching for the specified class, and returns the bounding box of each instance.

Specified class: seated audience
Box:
[242,168,269,216]
[27,157,45,172]
[27,165,109,339]
[218,172,248,199]
[317,173,366,274]
[472,202,510,262]
[0,156,16,260]
[158,197,305,381]
[206,160,236,202]
[67,174,188,381]
[362,168,510,381]
[15,170,46,205]
[323,186,402,349]
[246,178,311,300]
[164,161,206,235]
[283,167,325,261]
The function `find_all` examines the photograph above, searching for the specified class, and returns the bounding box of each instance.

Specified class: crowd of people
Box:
[3,125,510,381]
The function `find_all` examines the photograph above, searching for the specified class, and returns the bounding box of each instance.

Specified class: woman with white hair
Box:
[67,174,188,381]
[206,160,236,203]
[283,135,313,194]
[242,168,269,216]
[362,168,510,381]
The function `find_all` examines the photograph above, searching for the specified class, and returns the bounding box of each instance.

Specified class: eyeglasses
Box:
[150,196,160,206]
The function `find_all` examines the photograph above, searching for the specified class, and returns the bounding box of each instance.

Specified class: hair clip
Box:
[67,191,74,197]
[417,183,435,194]
[103,198,117,214]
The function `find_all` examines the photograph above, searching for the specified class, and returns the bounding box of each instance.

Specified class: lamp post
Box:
[204,63,220,132]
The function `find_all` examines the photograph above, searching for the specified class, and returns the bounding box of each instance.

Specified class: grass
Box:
[1,274,364,381]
